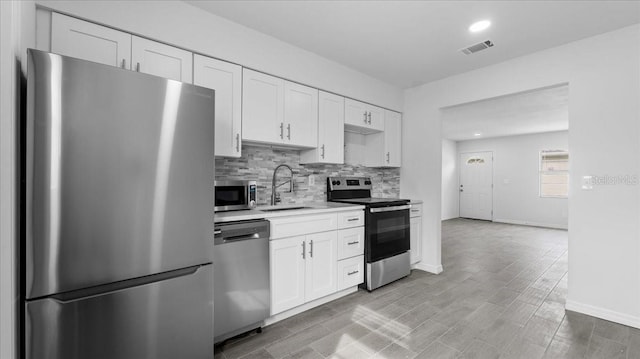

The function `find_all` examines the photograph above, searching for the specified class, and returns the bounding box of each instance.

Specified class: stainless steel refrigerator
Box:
[23,49,215,359]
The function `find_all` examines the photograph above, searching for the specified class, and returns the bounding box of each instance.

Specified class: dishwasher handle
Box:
[218,233,260,243]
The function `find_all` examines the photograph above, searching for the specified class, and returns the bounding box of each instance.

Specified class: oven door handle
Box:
[369,204,411,213]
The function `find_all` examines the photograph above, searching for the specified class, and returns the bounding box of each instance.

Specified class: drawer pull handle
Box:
[347,270,359,276]
[347,218,359,222]
[347,241,359,245]
[411,209,419,212]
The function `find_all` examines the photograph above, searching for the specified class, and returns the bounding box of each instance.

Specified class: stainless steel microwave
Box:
[214,180,257,212]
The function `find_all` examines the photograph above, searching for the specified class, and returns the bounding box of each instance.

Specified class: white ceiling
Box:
[441,84,569,141]
[185,1,640,89]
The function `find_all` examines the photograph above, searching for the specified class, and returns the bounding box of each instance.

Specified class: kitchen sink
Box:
[259,206,309,212]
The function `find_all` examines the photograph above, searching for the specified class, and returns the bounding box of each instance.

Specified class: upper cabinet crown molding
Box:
[194,54,242,158]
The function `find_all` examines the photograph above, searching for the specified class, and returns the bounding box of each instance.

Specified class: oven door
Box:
[366,204,411,262]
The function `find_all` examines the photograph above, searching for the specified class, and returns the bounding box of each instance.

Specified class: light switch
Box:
[308,175,315,186]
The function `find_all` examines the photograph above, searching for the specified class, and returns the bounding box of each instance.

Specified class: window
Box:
[540,150,569,198]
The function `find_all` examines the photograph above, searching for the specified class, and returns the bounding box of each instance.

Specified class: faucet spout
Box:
[271,164,294,205]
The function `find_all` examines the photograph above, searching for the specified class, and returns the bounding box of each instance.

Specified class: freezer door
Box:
[26,264,213,359]
[25,50,214,298]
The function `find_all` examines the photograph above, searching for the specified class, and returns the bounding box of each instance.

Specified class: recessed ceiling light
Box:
[474,132,482,137]
[469,20,491,33]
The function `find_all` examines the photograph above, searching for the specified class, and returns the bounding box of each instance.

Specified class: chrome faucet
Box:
[271,164,294,205]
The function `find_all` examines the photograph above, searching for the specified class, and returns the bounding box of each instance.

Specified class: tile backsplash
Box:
[215,145,400,205]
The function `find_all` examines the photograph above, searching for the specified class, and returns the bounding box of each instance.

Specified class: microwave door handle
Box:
[369,204,411,213]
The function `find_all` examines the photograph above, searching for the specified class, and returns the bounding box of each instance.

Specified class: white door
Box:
[270,236,306,315]
[193,55,242,157]
[317,91,344,163]
[242,69,284,144]
[459,152,493,220]
[284,81,318,148]
[131,36,193,82]
[305,232,337,301]
[384,111,402,167]
[51,13,131,69]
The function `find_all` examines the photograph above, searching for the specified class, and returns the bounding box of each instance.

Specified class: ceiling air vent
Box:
[460,40,494,55]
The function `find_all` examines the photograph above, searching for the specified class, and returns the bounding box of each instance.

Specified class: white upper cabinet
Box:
[131,36,192,83]
[284,82,318,148]
[242,69,318,148]
[364,110,402,167]
[384,110,402,167]
[194,55,242,157]
[51,13,131,69]
[344,98,384,134]
[242,69,285,144]
[300,91,344,164]
[51,14,192,83]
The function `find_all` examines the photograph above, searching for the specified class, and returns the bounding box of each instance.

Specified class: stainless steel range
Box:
[327,177,411,291]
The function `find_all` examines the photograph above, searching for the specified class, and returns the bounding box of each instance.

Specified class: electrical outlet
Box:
[308,175,315,186]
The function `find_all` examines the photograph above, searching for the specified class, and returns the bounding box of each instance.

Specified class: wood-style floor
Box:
[214,218,640,359]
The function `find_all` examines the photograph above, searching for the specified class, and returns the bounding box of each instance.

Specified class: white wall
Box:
[441,139,458,220]
[33,0,403,111]
[457,131,569,229]
[402,24,640,328]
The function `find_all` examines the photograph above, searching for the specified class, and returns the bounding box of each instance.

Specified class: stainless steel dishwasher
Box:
[213,219,270,343]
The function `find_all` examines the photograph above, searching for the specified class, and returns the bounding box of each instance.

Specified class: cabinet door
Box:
[384,110,402,167]
[131,36,193,83]
[305,232,337,302]
[194,55,242,157]
[284,81,318,148]
[344,98,368,128]
[317,91,344,163]
[270,236,306,315]
[242,69,284,144]
[51,13,131,69]
[366,105,385,132]
[410,217,422,264]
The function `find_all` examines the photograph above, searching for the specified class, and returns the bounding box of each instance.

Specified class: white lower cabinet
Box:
[269,210,364,315]
[305,232,338,302]
[270,235,306,314]
[410,203,423,264]
[270,232,337,315]
[337,255,364,291]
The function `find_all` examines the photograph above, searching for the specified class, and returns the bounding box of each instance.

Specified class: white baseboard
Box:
[413,262,443,274]
[565,299,640,329]
[264,286,358,326]
[493,218,568,230]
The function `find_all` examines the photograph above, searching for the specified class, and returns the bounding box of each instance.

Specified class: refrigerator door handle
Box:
[44,264,209,303]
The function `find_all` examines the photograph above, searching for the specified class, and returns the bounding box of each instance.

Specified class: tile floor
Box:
[215,218,640,359]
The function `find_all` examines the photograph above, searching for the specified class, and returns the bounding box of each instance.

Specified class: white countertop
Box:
[214,202,365,223]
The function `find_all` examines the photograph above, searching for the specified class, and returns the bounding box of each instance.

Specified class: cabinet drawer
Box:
[270,213,337,239]
[410,203,422,218]
[337,227,364,260]
[336,210,364,229]
[337,255,364,291]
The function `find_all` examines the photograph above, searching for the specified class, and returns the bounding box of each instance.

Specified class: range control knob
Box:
[332,180,338,186]
[364,180,371,185]
[336,180,341,185]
